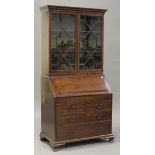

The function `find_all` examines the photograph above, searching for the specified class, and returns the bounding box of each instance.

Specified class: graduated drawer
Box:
[56,120,112,141]
[56,109,112,125]
[55,94,112,114]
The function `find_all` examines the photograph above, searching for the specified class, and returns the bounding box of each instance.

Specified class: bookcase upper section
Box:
[40,5,107,76]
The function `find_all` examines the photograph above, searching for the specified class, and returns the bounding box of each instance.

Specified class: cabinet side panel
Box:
[41,11,49,76]
[41,76,55,140]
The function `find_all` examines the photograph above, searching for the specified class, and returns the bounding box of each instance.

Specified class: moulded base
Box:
[40,131,114,151]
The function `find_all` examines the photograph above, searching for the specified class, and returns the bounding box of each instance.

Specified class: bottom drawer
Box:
[56,121,112,141]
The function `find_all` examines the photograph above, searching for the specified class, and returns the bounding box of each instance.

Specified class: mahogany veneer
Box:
[40,5,114,151]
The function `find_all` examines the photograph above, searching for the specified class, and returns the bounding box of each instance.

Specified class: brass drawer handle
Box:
[67,105,76,111]
[96,114,103,119]
[95,103,103,109]
[96,127,104,132]
[67,116,75,122]
[66,131,75,136]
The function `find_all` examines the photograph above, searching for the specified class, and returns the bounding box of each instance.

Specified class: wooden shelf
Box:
[80,31,101,33]
[52,30,75,32]
[52,48,75,51]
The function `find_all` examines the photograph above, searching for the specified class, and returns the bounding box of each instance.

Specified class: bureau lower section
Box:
[40,94,114,151]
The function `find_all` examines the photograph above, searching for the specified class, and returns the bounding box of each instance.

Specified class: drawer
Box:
[55,97,86,114]
[56,109,112,125]
[87,100,112,112]
[56,121,112,141]
[55,94,112,114]
[56,103,86,114]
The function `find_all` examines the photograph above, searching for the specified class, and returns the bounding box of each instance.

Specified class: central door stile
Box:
[77,13,80,73]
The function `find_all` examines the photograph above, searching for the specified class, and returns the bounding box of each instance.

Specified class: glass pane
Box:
[51,14,76,71]
[80,16,102,70]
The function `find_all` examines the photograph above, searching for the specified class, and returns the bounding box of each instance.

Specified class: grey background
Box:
[34,0,120,154]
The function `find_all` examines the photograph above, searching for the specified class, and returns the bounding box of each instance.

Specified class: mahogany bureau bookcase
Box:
[40,5,114,151]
